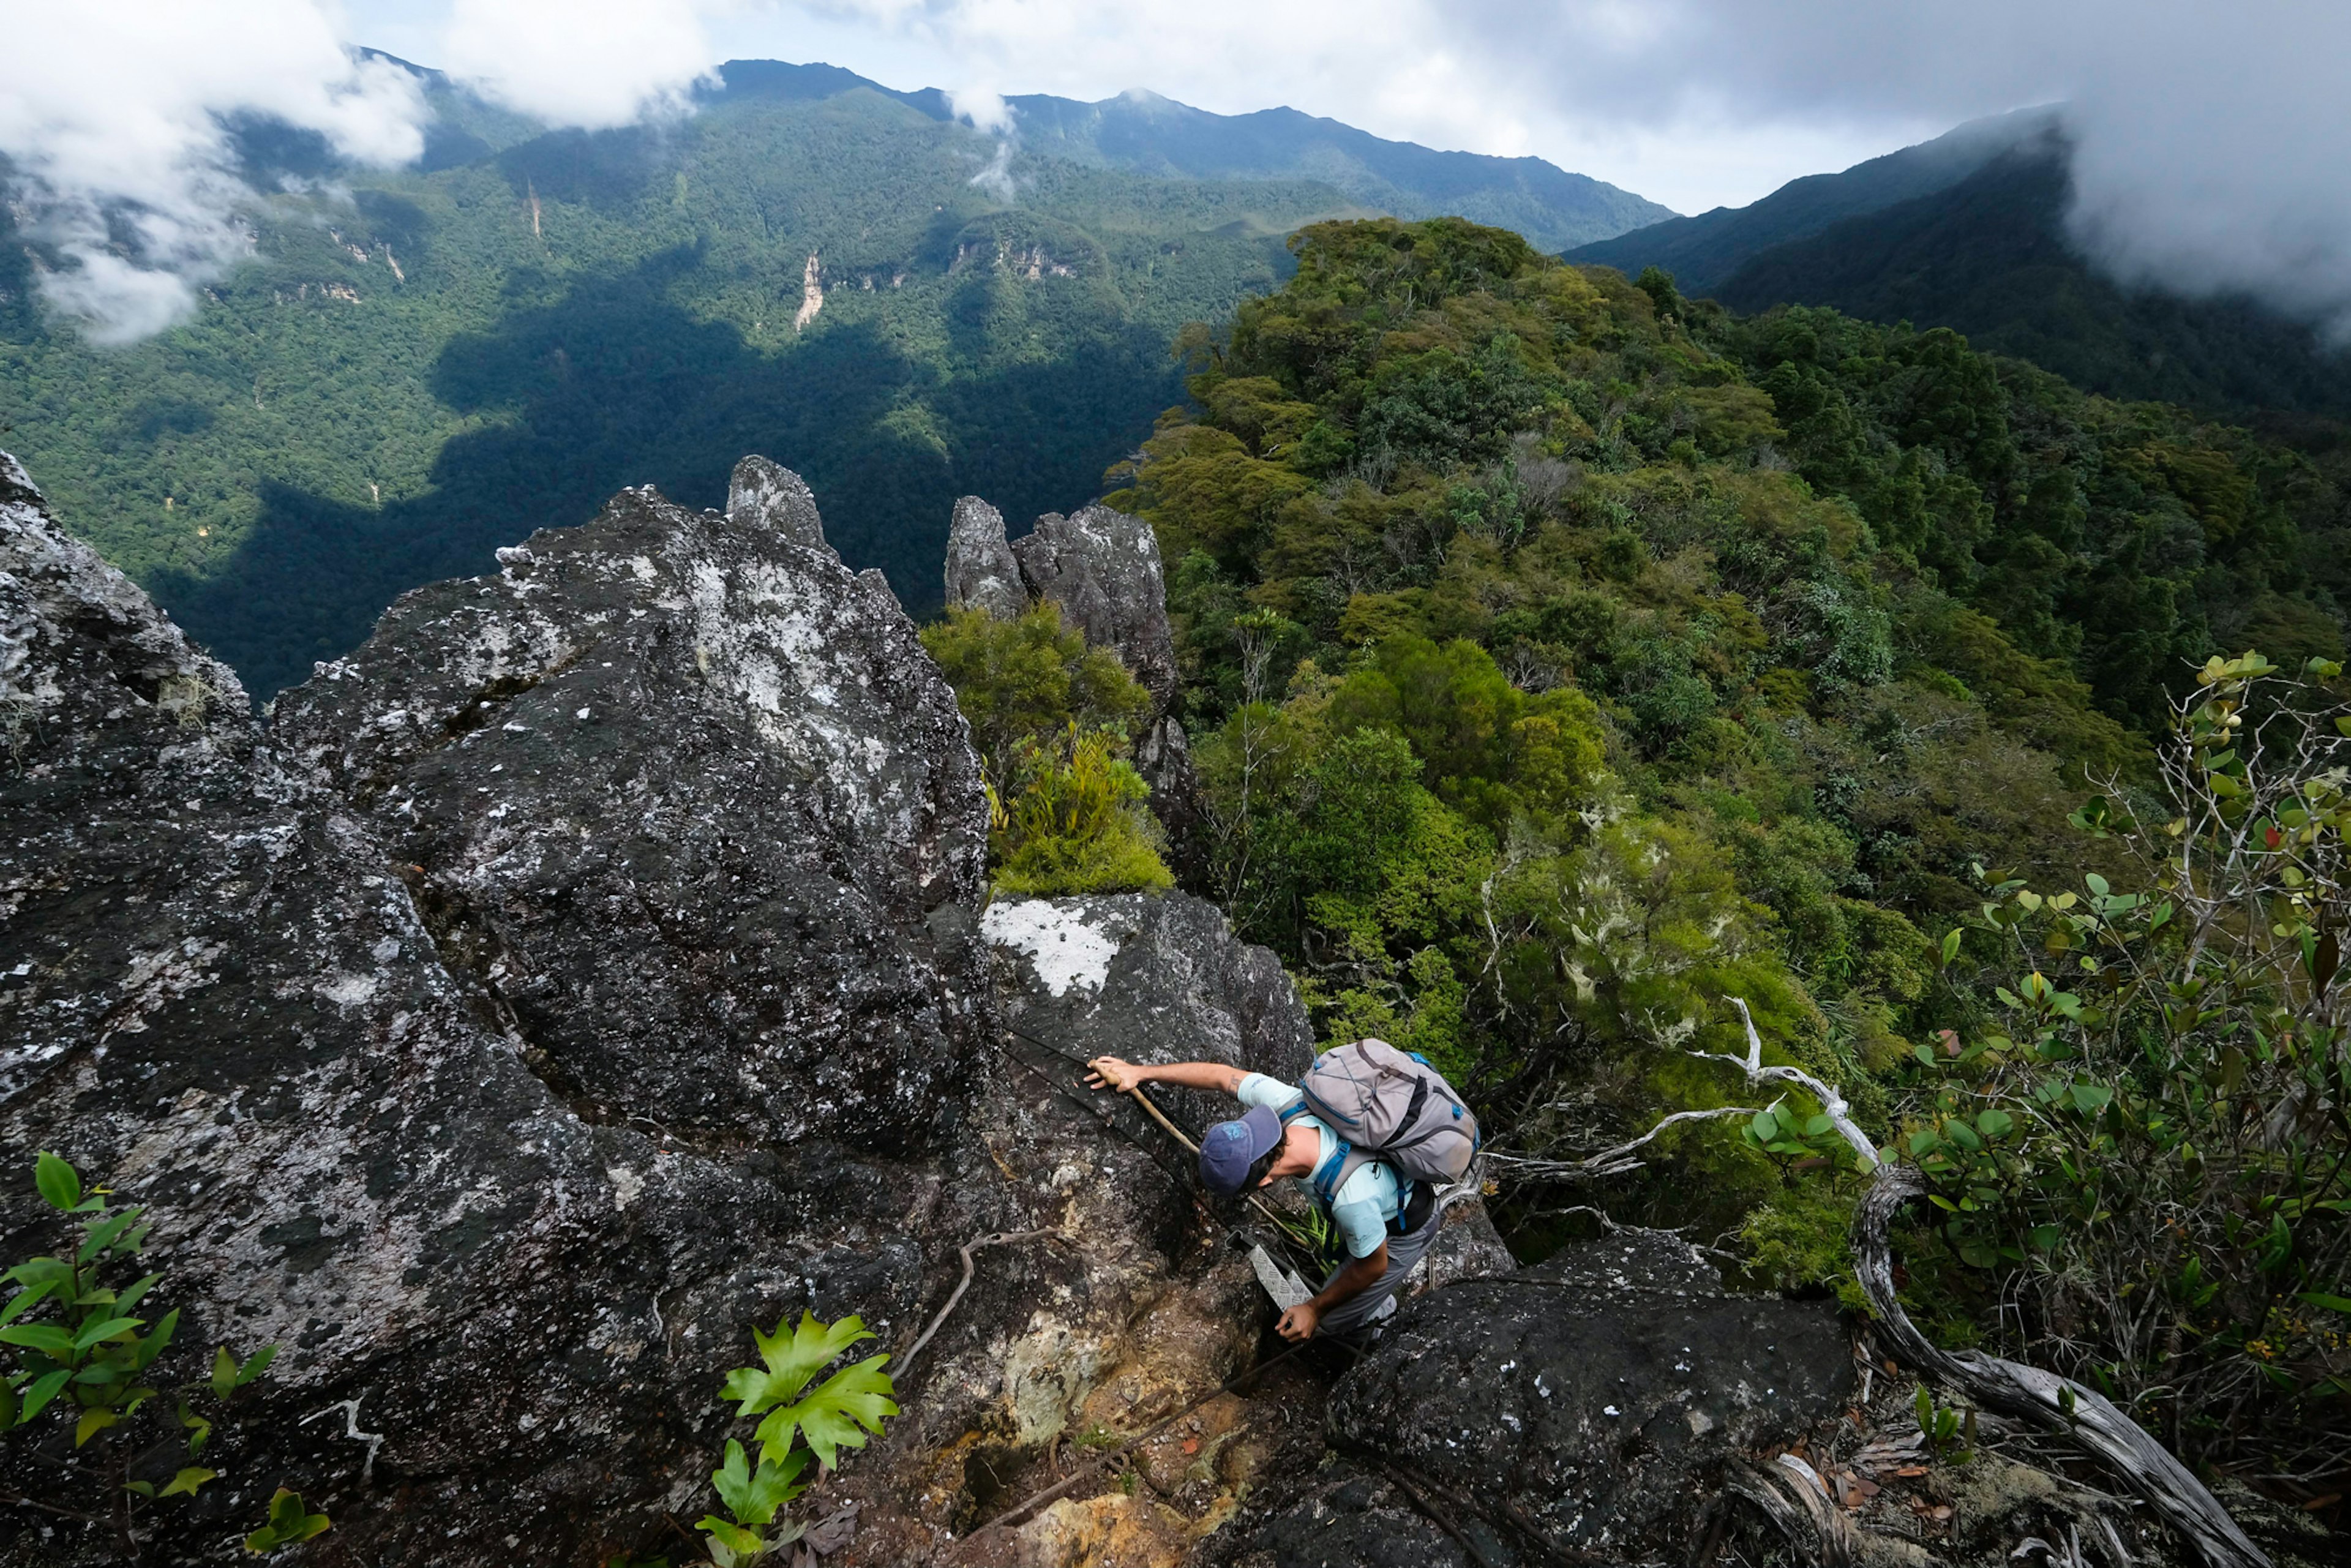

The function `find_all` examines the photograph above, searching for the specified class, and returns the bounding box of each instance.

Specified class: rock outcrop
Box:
[2,456,989,1562]
[0,452,1320,1567]
[1008,506,1180,711]
[1214,1231,1856,1566]
[945,496,1027,621]
[945,495,1201,853]
[272,463,984,1149]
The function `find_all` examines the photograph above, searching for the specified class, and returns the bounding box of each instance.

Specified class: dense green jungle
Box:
[0,59,1666,700]
[0,83,1369,695]
[6,55,2349,1485]
[939,219,2350,1487]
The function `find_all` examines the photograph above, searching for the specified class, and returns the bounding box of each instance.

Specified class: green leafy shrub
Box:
[921,602,1172,895]
[919,603,1151,795]
[1912,651,2350,1471]
[1,1153,319,1556]
[991,726,1173,896]
[696,1312,899,1566]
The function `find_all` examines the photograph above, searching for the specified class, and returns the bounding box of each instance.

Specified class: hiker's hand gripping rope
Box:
[1085,1056,1245,1098]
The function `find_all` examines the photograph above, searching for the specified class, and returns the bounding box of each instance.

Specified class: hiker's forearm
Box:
[1128,1062,1247,1093]
[1310,1248,1388,1311]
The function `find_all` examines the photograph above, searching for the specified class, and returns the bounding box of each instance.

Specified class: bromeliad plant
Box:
[1914,651,2351,1479]
[1,1152,324,1557]
[694,1313,899,1566]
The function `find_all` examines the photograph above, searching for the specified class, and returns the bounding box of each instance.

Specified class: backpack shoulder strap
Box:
[1313,1138,1352,1207]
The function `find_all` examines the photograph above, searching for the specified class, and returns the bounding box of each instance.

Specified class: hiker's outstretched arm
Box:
[1086,1057,1245,1095]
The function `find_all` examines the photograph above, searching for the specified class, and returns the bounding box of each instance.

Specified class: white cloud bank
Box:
[1,2,425,342]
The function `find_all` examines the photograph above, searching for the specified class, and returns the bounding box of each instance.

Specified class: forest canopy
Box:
[1080,217,2349,1472]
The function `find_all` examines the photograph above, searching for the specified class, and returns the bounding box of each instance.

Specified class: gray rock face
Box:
[979,892,1313,1139]
[1215,1231,1856,1566]
[726,452,828,549]
[0,451,1342,1567]
[945,495,1029,621]
[2,456,963,1564]
[1009,504,1180,710]
[272,476,986,1149]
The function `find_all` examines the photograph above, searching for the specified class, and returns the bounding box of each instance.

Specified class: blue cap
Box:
[1199,1104,1284,1196]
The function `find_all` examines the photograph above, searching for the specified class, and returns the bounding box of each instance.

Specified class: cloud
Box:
[783,0,2351,336]
[945,86,1018,201]
[438,0,727,127]
[0,2,426,342]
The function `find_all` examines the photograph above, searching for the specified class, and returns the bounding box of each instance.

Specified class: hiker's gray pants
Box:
[1316,1218,1439,1340]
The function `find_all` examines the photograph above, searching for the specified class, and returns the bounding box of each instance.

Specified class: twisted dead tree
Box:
[1693,999,2272,1568]
[1851,1164,2270,1568]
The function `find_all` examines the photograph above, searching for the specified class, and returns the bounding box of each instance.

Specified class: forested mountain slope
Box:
[1566,106,2057,294]
[0,58,1667,697]
[1099,217,2350,1472]
[1575,112,2351,418]
[1712,148,2351,417]
[1007,88,1673,252]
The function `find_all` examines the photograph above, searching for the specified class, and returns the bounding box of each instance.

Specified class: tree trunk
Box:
[1851,1162,2271,1568]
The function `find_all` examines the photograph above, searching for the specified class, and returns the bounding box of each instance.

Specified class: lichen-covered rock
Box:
[817,892,1331,1567]
[1214,1231,1855,1566]
[945,495,1029,621]
[271,462,988,1149]
[979,893,1314,1138]
[1,451,1350,1567]
[1,455,956,1565]
[1011,505,1180,710]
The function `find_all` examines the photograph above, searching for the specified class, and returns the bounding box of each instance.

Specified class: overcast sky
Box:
[7,1,2349,343]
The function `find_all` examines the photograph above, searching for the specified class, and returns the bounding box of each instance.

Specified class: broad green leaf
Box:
[2297,1292,2351,1314]
[212,1346,238,1400]
[1750,1110,1779,1142]
[244,1488,331,1553]
[160,1467,217,1498]
[76,1406,118,1447]
[1940,929,1962,966]
[126,1480,156,1498]
[72,1315,142,1351]
[236,1345,277,1387]
[3,1256,70,1288]
[21,1368,70,1420]
[755,1353,899,1471]
[78,1208,141,1262]
[0,1323,74,1357]
[696,1517,765,1556]
[34,1153,81,1212]
[0,1280,60,1327]
[711,1438,808,1526]
[133,1308,179,1371]
[114,1272,163,1316]
[2069,1083,2113,1115]
[720,1312,876,1417]
[1976,1109,2014,1141]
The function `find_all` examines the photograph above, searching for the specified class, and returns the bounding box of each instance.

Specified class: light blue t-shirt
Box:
[1239,1072,1404,1258]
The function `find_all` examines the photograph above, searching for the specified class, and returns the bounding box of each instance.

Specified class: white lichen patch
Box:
[982,900,1120,997]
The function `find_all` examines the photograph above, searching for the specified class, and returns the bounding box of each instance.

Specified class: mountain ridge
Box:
[1564,105,2058,293]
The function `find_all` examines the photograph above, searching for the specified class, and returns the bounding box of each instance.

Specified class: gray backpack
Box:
[1283,1038,1479,1214]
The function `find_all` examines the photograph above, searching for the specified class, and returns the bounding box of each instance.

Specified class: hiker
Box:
[1084,1043,1476,1345]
